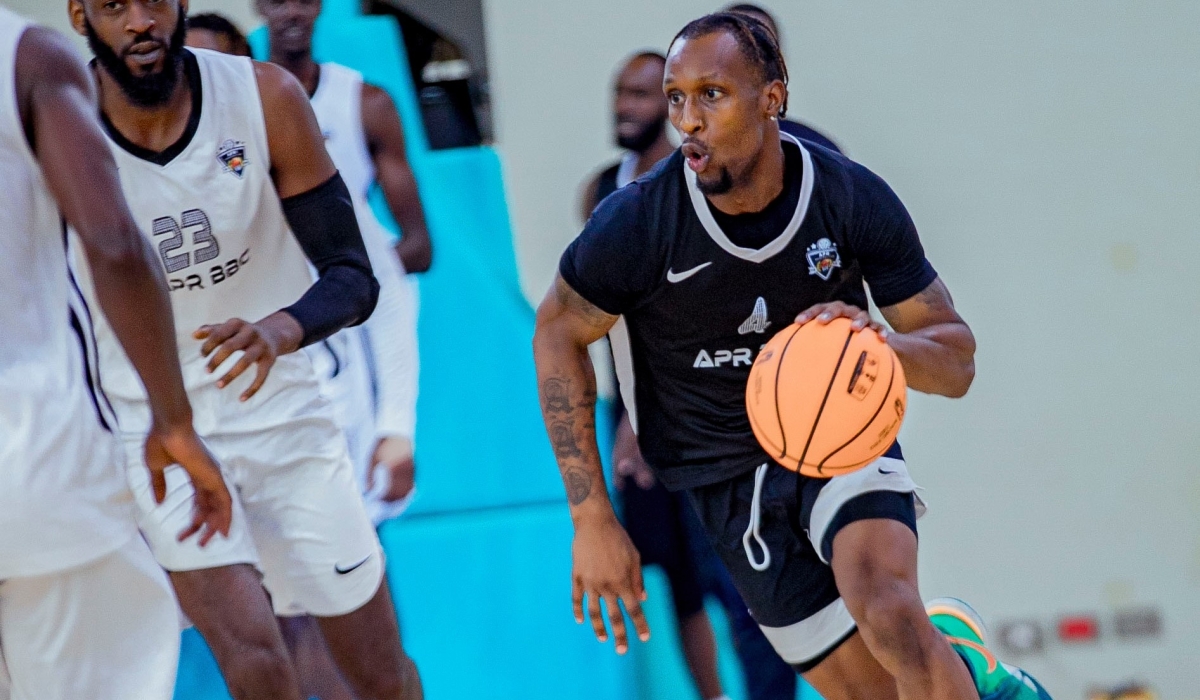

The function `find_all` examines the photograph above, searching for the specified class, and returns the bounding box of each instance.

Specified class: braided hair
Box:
[670,12,790,119]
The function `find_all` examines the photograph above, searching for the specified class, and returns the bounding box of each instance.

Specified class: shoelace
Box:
[742,463,771,572]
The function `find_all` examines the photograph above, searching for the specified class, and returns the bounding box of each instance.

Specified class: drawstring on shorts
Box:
[742,463,771,572]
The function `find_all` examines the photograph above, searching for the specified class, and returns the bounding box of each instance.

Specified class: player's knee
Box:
[347,656,422,700]
[221,641,296,699]
[839,569,930,662]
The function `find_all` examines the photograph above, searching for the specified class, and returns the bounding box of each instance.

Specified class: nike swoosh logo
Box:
[878,468,898,475]
[666,262,712,283]
[334,555,372,575]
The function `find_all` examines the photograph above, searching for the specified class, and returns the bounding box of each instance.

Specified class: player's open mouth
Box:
[681,143,710,173]
[126,43,163,67]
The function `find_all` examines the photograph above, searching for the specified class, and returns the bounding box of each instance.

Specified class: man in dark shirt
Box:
[580,52,677,218]
[535,12,1052,700]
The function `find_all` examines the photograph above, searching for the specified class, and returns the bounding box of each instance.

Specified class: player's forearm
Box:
[533,327,617,526]
[86,234,193,429]
[363,227,419,440]
[382,168,433,273]
[282,174,381,346]
[887,322,976,398]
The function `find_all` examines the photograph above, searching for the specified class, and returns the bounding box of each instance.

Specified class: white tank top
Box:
[72,49,314,406]
[308,62,419,444]
[311,63,375,206]
[0,8,136,578]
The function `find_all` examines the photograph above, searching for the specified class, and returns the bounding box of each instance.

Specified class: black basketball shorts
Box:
[685,449,923,672]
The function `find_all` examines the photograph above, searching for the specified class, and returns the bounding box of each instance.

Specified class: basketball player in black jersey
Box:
[582,49,798,700]
[583,49,728,700]
[535,12,1051,700]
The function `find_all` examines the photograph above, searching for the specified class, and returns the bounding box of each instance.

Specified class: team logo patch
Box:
[806,238,842,281]
[217,139,248,178]
[738,297,771,335]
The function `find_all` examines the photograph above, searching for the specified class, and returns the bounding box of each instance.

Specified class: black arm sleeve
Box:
[281,172,380,348]
[846,163,938,308]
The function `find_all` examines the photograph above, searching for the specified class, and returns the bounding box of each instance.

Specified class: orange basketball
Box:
[745,317,907,478]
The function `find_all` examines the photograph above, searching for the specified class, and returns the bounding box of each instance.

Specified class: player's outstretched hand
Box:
[571,514,652,654]
[195,312,302,401]
[143,425,232,547]
[368,436,416,502]
[795,301,889,337]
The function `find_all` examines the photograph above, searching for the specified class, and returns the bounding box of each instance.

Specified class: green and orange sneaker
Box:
[926,598,1054,700]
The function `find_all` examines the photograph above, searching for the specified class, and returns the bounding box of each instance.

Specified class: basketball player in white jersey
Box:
[255,0,429,535]
[255,2,430,695]
[0,7,231,699]
[66,1,421,698]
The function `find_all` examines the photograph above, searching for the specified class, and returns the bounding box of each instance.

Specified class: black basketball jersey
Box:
[560,134,936,490]
[779,119,842,155]
[595,162,622,205]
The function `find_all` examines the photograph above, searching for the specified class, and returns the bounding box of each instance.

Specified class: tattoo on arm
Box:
[880,277,964,333]
[554,276,617,331]
[541,372,600,505]
[549,422,583,459]
[564,470,593,505]
[543,377,573,413]
[911,278,954,310]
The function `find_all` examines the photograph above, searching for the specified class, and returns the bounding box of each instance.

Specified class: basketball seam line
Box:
[817,348,896,470]
[747,398,785,456]
[797,329,855,475]
[770,324,804,460]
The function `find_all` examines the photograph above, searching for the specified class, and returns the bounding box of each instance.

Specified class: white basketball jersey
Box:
[0,8,136,578]
[72,49,314,406]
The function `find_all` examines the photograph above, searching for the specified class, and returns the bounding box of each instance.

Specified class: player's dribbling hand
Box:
[195,312,302,401]
[367,436,416,502]
[571,514,652,654]
[143,425,233,547]
[795,301,889,338]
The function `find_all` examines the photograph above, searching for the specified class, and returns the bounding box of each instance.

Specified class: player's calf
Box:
[831,519,979,700]
[319,580,424,700]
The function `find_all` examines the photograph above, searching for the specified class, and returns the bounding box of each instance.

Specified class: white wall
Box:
[485,1,1200,697]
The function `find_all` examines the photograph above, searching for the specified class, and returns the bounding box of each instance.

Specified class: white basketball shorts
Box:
[0,535,179,700]
[116,366,384,618]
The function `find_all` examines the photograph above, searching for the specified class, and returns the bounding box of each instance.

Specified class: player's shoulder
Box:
[804,141,897,211]
[248,57,311,112]
[360,82,398,121]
